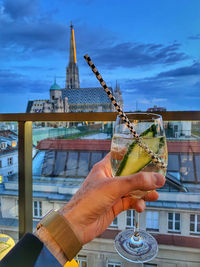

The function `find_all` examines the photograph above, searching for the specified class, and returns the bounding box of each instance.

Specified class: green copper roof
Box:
[50,81,61,90]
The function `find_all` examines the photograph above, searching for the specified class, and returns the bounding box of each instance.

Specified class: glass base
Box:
[114,229,158,263]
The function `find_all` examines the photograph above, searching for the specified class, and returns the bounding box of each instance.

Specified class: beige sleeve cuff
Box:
[37,210,82,261]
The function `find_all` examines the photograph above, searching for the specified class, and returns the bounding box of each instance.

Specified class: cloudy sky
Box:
[1,0,200,113]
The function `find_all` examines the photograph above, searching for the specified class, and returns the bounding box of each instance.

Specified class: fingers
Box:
[125,197,146,213]
[143,190,159,201]
[134,199,146,213]
[104,172,165,200]
[113,197,146,216]
[113,190,159,215]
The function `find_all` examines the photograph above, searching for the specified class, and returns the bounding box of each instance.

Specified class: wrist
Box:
[36,210,82,262]
[60,207,84,245]
[35,226,67,265]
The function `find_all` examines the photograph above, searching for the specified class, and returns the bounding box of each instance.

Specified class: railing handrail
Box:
[0,111,200,122]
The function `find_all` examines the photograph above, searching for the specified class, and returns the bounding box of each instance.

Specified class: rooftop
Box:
[50,81,61,90]
[62,87,113,104]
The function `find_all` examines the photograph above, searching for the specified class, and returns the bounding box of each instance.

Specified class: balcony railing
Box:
[0,111,199,240]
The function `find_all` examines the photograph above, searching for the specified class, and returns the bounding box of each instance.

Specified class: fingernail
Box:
[155,173,165,186]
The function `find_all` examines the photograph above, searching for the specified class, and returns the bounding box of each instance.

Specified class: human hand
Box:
[61,153,165,246]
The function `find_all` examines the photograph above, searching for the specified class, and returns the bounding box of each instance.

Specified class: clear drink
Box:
[111,112,168,263]
[111,135,168,198]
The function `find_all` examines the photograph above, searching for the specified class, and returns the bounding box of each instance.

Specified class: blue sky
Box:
[0,0,200,113]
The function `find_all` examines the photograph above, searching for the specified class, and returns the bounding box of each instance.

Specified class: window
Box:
[190,214,200,234]
[126,210,135,228]
[1,142,7,149]
[42,151,55,176]
[146,211,159,231]
[33,151,45,176]
[77,152,90,176]
[11,140,16,147]
[77,256,87,267]
[90,152,102,169]
[110,217,118,227]
[174,125,178,133]
[66,151,78,176]
[33,201,42,218]
[7,157,13,166]
[107,261,121,267]
[168,213,181,232]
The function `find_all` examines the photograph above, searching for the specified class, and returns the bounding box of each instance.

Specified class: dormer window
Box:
[11,141,16,147]
[1,142,7,150]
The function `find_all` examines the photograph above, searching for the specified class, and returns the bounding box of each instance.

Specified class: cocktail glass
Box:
[111,112,168,263]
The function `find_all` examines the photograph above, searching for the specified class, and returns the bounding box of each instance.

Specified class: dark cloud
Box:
[1,1,187,71]
[3,0,39,19]
[157,63,200,78]
[0,5,116,63]
[188,34,200,40]
[122,76,174,98]
[0,19,67,53]
[0,0,188,72]
[120,62,200,111]
[0,0,69,59]
[0,69,50,94]
[91,42,187,69]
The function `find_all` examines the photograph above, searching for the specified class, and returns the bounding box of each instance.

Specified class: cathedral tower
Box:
[114,81,123,109]
[66,24,80,89]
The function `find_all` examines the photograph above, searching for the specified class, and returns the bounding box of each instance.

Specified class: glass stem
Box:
[134,211,140,237]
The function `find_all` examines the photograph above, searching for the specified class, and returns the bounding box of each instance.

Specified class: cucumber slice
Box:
[116,124,164,176]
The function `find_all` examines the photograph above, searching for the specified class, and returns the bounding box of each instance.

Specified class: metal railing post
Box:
[18,121,33,239]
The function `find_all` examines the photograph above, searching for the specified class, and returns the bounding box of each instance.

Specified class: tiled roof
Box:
[34,139,200,188]
[36,139,200,153]
[167,141,200,153]
[146,200,200,210]
[62,87,113,104]
[36,139,111,151]
[0,147,18,155]
[0,130,17,138]
[0,185,73,201]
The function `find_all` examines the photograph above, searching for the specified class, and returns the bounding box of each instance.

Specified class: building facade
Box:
[0,137,200,266]
[0,131,18,180]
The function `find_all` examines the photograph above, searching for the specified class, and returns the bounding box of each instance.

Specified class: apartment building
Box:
[0,137,199,266]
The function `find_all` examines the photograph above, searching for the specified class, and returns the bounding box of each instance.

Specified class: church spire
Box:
[114,80,123,109]
[66,23,80,89]
[69,23,77,64]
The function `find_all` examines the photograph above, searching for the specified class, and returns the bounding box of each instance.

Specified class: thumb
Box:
[103,172,165,199]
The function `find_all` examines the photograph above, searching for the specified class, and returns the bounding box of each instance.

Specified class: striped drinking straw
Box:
[84,54,167,169]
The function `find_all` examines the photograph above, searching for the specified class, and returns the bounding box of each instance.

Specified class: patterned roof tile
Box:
[62,87,113,104]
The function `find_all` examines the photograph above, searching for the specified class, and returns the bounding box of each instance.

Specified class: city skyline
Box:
[1,0,200,112]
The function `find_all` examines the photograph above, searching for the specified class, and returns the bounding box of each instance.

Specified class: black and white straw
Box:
[84,54,167,169]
